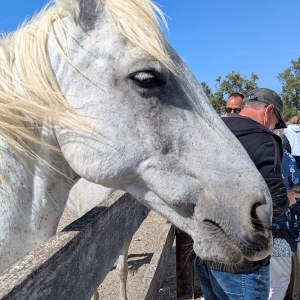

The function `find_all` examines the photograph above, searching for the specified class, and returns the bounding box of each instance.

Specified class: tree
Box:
[277,58,300,119]
[201,71,259,115]
[200,82,224,113]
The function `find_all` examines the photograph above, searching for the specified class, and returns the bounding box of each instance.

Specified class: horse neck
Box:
[0,128,77,240]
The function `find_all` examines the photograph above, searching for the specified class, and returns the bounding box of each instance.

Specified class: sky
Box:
[0,0,300,94]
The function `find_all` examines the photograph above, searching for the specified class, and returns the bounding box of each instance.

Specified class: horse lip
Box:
[201,219,237,248]
[202,218,272,259]
[202,219,230,240]
[241,231,273,261]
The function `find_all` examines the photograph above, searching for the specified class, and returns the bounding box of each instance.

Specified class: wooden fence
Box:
[0,192,194,300]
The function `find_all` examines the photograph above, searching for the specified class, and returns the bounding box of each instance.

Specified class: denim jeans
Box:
[195,260,270,300]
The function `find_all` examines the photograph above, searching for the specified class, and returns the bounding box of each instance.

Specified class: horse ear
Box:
[56,0,105,31]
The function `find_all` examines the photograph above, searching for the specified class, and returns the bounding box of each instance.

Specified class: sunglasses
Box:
[225,107,241,114]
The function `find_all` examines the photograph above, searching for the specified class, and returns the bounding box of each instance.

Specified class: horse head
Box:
[1,0,273,265]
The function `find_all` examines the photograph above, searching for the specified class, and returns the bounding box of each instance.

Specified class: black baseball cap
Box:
[243,88,287,129]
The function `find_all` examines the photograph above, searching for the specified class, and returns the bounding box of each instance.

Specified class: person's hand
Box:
[288,190,299,206]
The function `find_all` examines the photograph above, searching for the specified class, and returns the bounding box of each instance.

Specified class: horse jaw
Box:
[126,155,273,264]
[127,186,273,264]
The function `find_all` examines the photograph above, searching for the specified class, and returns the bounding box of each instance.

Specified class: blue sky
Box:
[1,0,300,94]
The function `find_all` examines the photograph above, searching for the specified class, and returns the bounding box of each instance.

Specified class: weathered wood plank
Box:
[0,192,150,300]
[137,222,175,300]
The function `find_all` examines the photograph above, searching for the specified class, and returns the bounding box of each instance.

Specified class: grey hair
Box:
[241,100,267,110]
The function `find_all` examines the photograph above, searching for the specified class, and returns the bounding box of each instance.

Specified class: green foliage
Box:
[278,58,300,119]
[201,71,259,115]
[200,82,223,113]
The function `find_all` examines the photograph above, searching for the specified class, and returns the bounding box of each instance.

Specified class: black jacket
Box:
[204,114,289,273]
[223,114,289,219]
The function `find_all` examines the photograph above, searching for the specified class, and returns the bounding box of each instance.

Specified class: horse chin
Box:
[193,238,244,264]
[193,222,273,264]
[241,233,273,262]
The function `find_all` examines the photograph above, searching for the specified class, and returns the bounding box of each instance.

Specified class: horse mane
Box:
[0,0,173,155]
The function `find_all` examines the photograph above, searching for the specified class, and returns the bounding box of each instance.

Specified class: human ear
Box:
[265,105,274,116]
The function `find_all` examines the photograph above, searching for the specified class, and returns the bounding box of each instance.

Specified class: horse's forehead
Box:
[70,25,166,78]
[73,13,170,72]
[80,22,137,56]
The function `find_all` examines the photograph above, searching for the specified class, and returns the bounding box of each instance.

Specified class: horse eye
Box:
[130,71,165,87]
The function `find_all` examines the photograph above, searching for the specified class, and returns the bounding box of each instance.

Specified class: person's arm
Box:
[252,139,289,218]
[287,190,299,207]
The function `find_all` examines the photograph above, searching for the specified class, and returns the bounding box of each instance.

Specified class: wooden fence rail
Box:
[0,192,150,300]
[0,191,195,300]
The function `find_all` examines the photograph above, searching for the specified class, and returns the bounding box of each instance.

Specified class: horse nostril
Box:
[251,203,272,231]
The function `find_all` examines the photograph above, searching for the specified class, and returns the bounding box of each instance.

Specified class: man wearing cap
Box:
[195,88,289,299]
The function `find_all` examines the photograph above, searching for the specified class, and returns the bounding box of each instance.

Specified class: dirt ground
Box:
[57,206,203,300]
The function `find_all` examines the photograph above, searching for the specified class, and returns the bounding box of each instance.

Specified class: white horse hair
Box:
[0,0,273,297]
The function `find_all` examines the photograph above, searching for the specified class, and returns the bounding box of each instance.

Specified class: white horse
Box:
[0,0,273,293]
